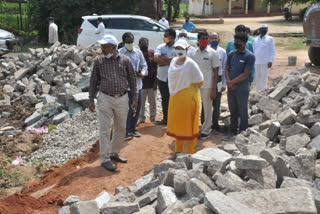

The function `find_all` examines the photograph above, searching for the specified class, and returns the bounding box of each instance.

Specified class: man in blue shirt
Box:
[226,25,255,84]
[225,32,255,139]
[183,16,196,32]
[119,32,148,140]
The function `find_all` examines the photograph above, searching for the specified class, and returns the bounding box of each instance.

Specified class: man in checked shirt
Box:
[89,34,138,172]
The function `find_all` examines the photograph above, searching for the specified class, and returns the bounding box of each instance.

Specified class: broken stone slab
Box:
[156,185,177,214]
[14,67,30,80]
[173,170,189,195]
[273,156,295,185]
[43,95,57,105]
[281,176,312,189]
[266,121,281,140]
[289,149,316,182]
[24,111,42,126]
[268,80,292,101]
[258,120,273,131]
[112,191,136,203]
[235,155,269,170]
[72,92,90,107]
[3,84,14,97]
[204,191,261,214]
[135,172,154,190]
[190,147,232,167]
[135,188,157,208]
[1,111,11,119]
[281,123,309,137]
[185,178,212,199]
[70,200,99,214]
[153,160,186,177]
[187,170,217,190]
[162,198,199,214]
[309,135,320,152]
[305,74,320,91]
[285,133,311,155]
[212,171,245,193]
[64,195,81,206]
[227,161,243,177]
[42,83,51,94]
[310,123,320,139]
[67,100,83,117]
[256,96,281,119]
[27,116,48,129]
[22,91,38,105]
[217,141,239,155]
[134,178,160,197]
[228,187,317,214]
[101,202,140,214]
[248,113,265,126]
[0,95,11,107]
[52,110,70,125]
[175,154,192,170]
[95,191,111,209]
[278,107,297,125]
[246,166,277,189]
[40,56,52,67]
[297,114,320,128]
[58,206,70,214]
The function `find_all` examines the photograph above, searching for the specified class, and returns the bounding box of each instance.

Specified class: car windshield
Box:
[149,18,167,29]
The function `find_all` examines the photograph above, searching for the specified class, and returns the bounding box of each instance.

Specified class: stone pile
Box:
[60,68,320,214]
[0,42,99,130]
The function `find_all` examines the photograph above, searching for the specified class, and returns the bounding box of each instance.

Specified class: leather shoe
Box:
[101,160,117,171]
[111,154,128,163]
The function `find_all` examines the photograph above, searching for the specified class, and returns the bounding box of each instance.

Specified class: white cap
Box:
[178,29,188,35]
[97,34,118,45]
[260,24,268,28]
[173,39,189,49]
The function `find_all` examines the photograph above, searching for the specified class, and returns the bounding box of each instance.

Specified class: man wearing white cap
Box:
[253,24,275,92]
[177,29,196,56]
[89,34,138,171]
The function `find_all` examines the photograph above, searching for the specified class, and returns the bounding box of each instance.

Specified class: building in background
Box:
[188,0,282,17]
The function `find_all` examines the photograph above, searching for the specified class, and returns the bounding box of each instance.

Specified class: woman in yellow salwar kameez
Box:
[167,39,204,158]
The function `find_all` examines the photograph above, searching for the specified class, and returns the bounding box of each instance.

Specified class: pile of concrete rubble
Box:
[60,68,320,214]
[0,42,98,129]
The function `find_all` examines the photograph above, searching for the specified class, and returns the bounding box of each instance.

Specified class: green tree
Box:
[27,0,141,44]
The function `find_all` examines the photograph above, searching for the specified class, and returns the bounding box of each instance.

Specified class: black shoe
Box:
[101,160,117,171]
[212,126,225,133]
[156,120,167,125]
[125,133,133,141]
[132,130,141,137]
[110,154,128,163]
[198,133,210,140]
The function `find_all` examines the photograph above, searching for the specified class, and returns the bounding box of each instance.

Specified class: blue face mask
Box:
[105,53,113,58]
[210,41,219,48]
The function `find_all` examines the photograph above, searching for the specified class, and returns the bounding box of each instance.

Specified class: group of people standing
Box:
[89,19,275,171]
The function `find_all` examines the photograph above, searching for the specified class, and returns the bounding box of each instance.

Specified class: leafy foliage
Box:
[262,0,317,7]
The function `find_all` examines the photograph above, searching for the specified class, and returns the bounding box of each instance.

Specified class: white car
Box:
[0,29,19,56]
[77,15,198,50]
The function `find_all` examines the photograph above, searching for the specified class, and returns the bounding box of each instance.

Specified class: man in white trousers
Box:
[253,24,275,92]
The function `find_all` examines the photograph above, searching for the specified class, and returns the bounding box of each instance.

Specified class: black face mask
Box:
[260,29,268,35]
[140,46,148,52]
[234,43,242,50]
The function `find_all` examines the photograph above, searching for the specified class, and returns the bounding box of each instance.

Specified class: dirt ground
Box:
[0,16,318,214]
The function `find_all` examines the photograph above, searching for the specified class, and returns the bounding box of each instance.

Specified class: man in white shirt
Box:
[119,32,148,140]
[190,31,220,140]
[253,24,275,92]
[209,32,227,132]
[48,17,58,46]
[96,17,105,41]
[177,29,196,57]
[159,16,169,28]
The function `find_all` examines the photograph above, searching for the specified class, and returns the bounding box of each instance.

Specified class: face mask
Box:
[140,46,148,52]
[199,40,209,48]
[260,29,268,35]
[163,37,170,44]
[234,43,242,50]
[175,50,186,58]
[105,53,113,58]
[125,43,134,51]
[210,41,219,48]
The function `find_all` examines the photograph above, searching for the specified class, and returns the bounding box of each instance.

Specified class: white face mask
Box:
[125,43,134,51]
[105,53,113,58]
[175,50,187,58]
